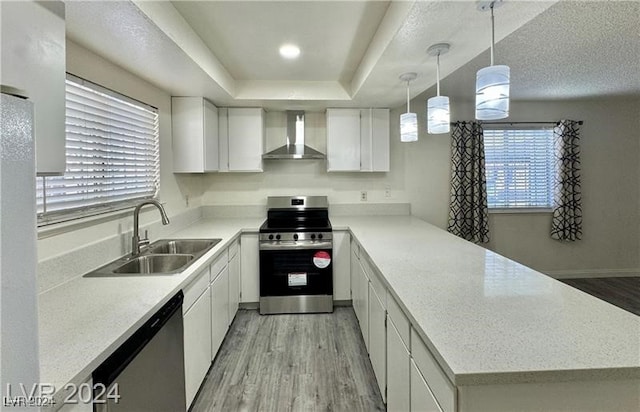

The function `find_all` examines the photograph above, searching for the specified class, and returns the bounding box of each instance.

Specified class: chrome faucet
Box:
[132,199,170,256]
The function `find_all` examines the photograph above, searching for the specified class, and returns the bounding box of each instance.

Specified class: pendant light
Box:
[399,72,418,142]
[475,0,510,120]
[426,43,451,134]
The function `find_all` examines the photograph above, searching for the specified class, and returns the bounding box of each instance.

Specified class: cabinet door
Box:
[211,266,229,359]
[357,260,370,350]
[227,108,264,172]
[361,108,390,172]
[332,231,351,301]
[411,359,442,412]
[228,251,240,323]
[387,316,410,412]
[326,109,361,171]
[172,97,219,173]
[1,1,66,175]
[240,233,259,303]
[369,284,386,401]
[183,287,212,409]
[203,99,219,172]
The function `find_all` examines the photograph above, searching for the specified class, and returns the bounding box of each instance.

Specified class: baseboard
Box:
[545,268,640,279]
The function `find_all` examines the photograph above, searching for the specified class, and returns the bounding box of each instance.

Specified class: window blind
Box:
[484,127,554,209]
[37,77,159,223]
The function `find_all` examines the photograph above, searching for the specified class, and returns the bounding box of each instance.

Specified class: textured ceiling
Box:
[64,1,639,110]
[419,1,640,102]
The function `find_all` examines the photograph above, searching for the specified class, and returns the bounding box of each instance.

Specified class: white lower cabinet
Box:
[353,258,369,349]
[332,231,351,301]
[228,242,240,323]
[240,233,260,303]
[211,266,229,359]
[183,286,212,409]
[411,359,443,412]
[387,316,410,411]
[369,283,386,401]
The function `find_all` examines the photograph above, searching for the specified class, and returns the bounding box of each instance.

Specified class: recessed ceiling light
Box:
[279,44,300,59]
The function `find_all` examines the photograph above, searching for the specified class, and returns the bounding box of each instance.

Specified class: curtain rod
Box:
[450,120,584,126]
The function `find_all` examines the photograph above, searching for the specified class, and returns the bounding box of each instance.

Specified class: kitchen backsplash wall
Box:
[200,110,408,206]
[402,94,640,277]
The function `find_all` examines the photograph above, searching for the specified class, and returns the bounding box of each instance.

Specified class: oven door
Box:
[259,246,333,298]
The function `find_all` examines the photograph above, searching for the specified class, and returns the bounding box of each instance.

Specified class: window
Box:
[37,75,160,225]
[484,127,555,209]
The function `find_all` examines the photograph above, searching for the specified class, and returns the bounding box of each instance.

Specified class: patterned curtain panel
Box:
[447,121,490,243]
[551,120,582,241]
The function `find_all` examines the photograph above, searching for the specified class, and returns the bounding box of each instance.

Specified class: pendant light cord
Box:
[490,3,495,66]
[436,53,441,97]
[406,80,411,113]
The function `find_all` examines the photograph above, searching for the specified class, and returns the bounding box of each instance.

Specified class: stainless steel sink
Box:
[83,238,221,277]
[147,239,221,255]
[112,254,194,274]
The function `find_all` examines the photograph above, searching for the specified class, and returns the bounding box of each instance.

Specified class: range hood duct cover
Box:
[262,111,325,160]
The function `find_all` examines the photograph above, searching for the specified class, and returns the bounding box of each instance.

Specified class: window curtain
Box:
[551,120,582,241]
[447,121,489,243]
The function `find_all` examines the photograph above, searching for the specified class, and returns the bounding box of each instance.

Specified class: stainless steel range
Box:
[259,196,333,314]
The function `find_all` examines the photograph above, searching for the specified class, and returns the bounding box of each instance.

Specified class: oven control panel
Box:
[259,232,333,242]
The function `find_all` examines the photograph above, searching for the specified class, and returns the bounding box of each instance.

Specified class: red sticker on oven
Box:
[313,251,331,268]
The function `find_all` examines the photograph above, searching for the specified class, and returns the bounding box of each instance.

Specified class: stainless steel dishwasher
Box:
[93,291,186,412]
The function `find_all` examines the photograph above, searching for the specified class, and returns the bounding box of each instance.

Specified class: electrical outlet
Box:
[360,191,368,202]
[384,186,391,198]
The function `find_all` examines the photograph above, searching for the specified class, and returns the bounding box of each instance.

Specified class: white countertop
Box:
[38,215,639,401]
[332,216,640,385]
[37,218,263,401]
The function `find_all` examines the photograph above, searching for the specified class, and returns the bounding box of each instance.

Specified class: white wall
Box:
[404,96,640,275]
[37,40,203,262]
[200,110,408,206]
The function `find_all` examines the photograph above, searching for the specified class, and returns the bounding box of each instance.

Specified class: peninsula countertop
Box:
[331,216,640,385]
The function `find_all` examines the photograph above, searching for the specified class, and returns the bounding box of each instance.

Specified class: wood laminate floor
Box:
[191,307,385,412]
[560,277,640,316]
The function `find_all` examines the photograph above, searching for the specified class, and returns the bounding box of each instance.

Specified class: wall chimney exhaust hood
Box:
[262,111,325,160]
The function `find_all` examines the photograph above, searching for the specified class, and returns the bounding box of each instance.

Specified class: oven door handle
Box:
[260,241,333,251]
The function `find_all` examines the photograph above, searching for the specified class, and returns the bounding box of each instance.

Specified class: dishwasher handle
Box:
[93,290,184,388]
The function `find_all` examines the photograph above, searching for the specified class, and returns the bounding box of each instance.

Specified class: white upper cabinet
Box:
[172,97,219,173]
[326,108,389,172]
[1,1,66,175]
[220,107,265,172]
[361,108,390,172]
[326,108,361,171]
[173,104,264,173]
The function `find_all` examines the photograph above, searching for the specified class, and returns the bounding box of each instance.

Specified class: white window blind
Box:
[484,127,555,209]
[37,76,160,224]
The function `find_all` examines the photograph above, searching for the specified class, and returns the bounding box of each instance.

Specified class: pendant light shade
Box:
[475,0,510,120]
[426,43,451,134]
[476,64,510,120]
[399,72,418,142]
[427,96,450,134]
[400,112,418,142]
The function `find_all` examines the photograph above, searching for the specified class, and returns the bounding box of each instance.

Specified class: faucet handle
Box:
[144,230,149,240]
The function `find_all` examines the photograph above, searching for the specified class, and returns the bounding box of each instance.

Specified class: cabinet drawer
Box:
[387,293,410,348]
[228,238,239,259]
[210,249,229,281]
[183,266,210,313]
[411,329,456,412]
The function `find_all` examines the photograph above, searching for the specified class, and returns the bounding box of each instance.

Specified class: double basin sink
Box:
[84,239,221,277]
